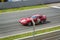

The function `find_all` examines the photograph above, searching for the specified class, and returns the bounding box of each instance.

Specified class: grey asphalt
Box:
[44,35,60,40]
[0,8,60,37]
[42,31,60,40]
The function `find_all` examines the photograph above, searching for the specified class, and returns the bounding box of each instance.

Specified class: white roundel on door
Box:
[36,18,40,24]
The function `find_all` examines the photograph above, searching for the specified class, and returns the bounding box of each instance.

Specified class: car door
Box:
[35,17,40,24]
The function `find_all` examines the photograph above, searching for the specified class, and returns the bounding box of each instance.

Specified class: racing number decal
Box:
[37,18,40,22]
[36,18,40,24]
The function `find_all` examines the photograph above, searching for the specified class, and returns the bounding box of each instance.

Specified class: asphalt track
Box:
[0,8,60,37]
[44,34,60,40]
[35,31,60,40]
[41,31,60,40]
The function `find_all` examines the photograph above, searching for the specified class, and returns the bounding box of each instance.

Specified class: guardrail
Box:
[0,0,60,9]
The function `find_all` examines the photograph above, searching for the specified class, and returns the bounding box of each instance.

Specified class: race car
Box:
[18,14,47,26]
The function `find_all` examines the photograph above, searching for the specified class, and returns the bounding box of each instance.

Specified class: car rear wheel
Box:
[41,20,46,24]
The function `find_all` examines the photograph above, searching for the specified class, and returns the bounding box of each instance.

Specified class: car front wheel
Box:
[28,22,33,26]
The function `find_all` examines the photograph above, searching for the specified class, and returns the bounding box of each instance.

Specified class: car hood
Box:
[19,17,31,22]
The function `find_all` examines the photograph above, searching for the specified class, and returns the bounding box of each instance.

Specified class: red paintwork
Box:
[18,14,47,25]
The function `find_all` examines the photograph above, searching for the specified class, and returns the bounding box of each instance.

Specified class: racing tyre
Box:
[41,20,46,24]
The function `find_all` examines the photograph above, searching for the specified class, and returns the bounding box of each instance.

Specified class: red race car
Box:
[18,14,47,26]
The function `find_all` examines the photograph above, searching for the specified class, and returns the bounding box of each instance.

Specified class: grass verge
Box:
[0,4,48,13]
[0,26,60,40]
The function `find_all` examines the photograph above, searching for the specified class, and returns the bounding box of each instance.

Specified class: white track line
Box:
[51,6,60,8]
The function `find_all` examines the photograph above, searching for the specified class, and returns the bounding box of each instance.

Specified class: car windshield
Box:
[31,16,37,18]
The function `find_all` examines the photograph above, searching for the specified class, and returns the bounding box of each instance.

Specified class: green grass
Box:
[0,4,48,13]
[0,26,60,40]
